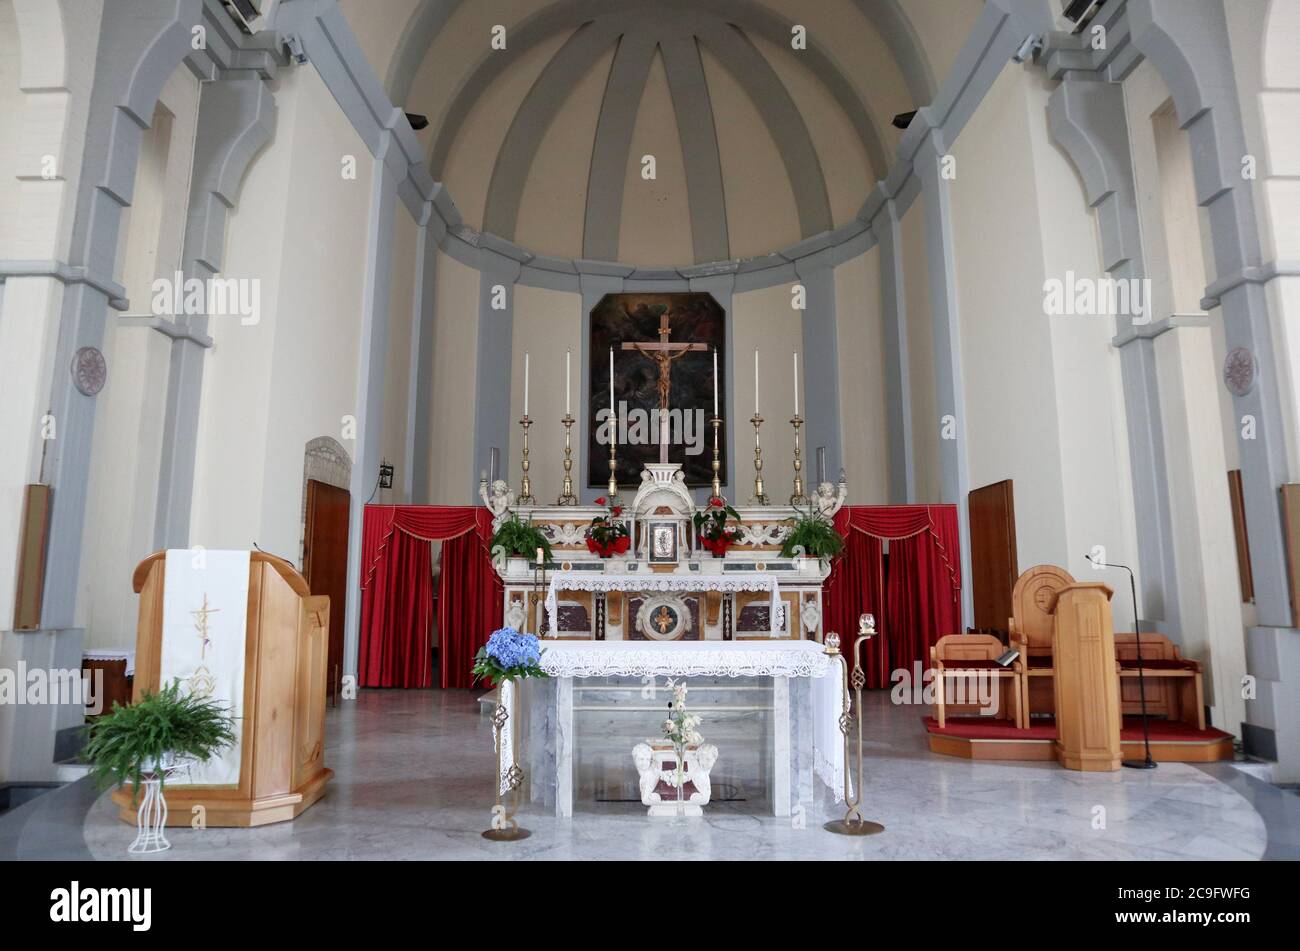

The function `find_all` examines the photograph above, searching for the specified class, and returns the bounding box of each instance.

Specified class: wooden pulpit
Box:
[1048,582,1121,771]
[111,551,333,826]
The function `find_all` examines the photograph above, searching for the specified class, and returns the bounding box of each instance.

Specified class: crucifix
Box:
[622,309,707,463]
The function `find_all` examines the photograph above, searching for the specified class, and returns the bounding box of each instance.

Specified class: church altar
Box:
[502,640,847,818]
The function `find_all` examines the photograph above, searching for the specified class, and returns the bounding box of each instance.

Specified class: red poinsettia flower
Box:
[594,497,606,506]
[610,506,623,516]
[708,496,725,508]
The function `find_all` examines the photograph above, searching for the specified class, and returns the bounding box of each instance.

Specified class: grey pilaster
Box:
[1047,76,1181,631]
[154,76,277,550]
[473,259,522,501]
[913,124,974,627]
[40,0,205,626]
[877,199,916,503]
[791,263,842,487]
[407,207,444,503]
[1127,0,1300,777]
[342,133,401,679]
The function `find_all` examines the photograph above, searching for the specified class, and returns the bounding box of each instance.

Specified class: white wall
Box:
[190,64,374,563]
[507,284,583,503]
[732,282,803,500]
[835,246,889,502]
[426,248,480,503]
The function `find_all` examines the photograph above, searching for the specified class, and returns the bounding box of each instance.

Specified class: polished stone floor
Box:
[0,685,1273,861]
[45,688,1292,860]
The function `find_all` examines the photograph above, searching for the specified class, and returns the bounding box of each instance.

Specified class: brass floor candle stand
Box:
[824,615,885,836]
[710,414,723,499]
[749,412,770,505]
[517,415,536,505]
[790,414,809,506]
[557,413,577,505]
[607,411,620,502]
[483,684,530,841]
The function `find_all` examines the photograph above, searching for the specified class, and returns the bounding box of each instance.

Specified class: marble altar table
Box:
[503,640,846,818]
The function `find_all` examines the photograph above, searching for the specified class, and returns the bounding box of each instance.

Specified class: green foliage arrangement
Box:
[780,506,845,562]
[82,681,237,800]
[491,512,553,562]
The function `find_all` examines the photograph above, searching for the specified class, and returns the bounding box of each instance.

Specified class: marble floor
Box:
[12,688,1297,860]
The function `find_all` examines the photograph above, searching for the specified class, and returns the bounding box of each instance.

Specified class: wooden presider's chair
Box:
[1114,632,1206,730]
[931,634,1024,729]
[1009,565,1075,719]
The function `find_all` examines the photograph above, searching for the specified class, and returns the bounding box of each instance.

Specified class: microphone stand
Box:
[1085,554,1156,769]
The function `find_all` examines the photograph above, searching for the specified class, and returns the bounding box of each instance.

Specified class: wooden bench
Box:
[1114,632,1206,730]
[931,633,1024,729]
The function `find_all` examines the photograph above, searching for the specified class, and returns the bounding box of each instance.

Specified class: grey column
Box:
[791,263,842,487]
[343,136,401,679]
[155,77,277,549]
[406,208,444,503]
[39,0,202,626]
[1047,77,1180,631]
[877,198,916,503]
[473,258,522,501]
[914,128,974,627]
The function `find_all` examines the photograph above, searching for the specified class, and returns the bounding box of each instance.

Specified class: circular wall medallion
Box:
[71,346,108,396]
[1223,347,1258,398]
[636,595,692,641]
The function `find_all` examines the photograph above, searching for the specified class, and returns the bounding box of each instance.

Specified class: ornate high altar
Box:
[481,462,847,645]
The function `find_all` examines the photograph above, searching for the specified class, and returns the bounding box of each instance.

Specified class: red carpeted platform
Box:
[923,715,1235,763]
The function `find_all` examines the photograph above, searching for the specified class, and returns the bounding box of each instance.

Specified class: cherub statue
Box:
[478,476,515,531]
[686,744,719,803]
[812,471,848,518]
[633,743,659,804]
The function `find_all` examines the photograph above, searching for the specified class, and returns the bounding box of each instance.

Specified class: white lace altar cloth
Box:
[544,571,783,635]
[506,640,847,802]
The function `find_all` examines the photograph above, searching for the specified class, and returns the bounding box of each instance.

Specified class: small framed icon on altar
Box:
[648,521,678,563]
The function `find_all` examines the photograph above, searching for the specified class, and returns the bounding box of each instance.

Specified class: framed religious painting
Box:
[588,292,726,488]
[647,520,678,563]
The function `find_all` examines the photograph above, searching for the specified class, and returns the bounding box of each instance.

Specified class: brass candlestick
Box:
[710,414,724,500]
[517,415,536,505]
[607,411,620,502]
[824,615,885,836]
[749,412,770,505]
[790,414,808,506]
[556,413,577,505]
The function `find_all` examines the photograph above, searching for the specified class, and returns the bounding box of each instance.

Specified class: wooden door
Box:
[968,479,1018,635]
[304,479,350,699]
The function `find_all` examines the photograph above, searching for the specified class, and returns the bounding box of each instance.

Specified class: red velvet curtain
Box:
[823,505,962,688]
[359,505,500,689]
[359,529,435,687]
[823,530,891,687]
[436,532,504,689]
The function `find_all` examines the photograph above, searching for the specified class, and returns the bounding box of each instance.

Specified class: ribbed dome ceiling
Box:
[391,0,953,266]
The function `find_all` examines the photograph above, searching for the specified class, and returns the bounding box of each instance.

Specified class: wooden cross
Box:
[622,310,707,463]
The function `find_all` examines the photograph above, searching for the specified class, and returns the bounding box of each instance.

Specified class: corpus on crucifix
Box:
[622,307,708,463]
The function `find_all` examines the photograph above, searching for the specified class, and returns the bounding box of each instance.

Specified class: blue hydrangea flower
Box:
[485,627,541,670]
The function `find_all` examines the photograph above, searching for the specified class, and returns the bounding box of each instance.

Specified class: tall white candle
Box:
[609,347,615,416]
[754,349,760,414]
[523,352,530,416]
[565,349,571,415]
[793,351,799,416]
[713,348,719,416]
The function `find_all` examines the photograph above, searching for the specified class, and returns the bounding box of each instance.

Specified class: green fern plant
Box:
[780,507,845,562]
[82,681,237,800]
[491,512,553,561]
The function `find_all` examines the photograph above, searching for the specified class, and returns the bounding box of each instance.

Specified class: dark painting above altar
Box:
[588,292,726,489]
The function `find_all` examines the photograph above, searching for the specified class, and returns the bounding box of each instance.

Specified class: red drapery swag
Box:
[359,506,501,689]
[823,505,962,688]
